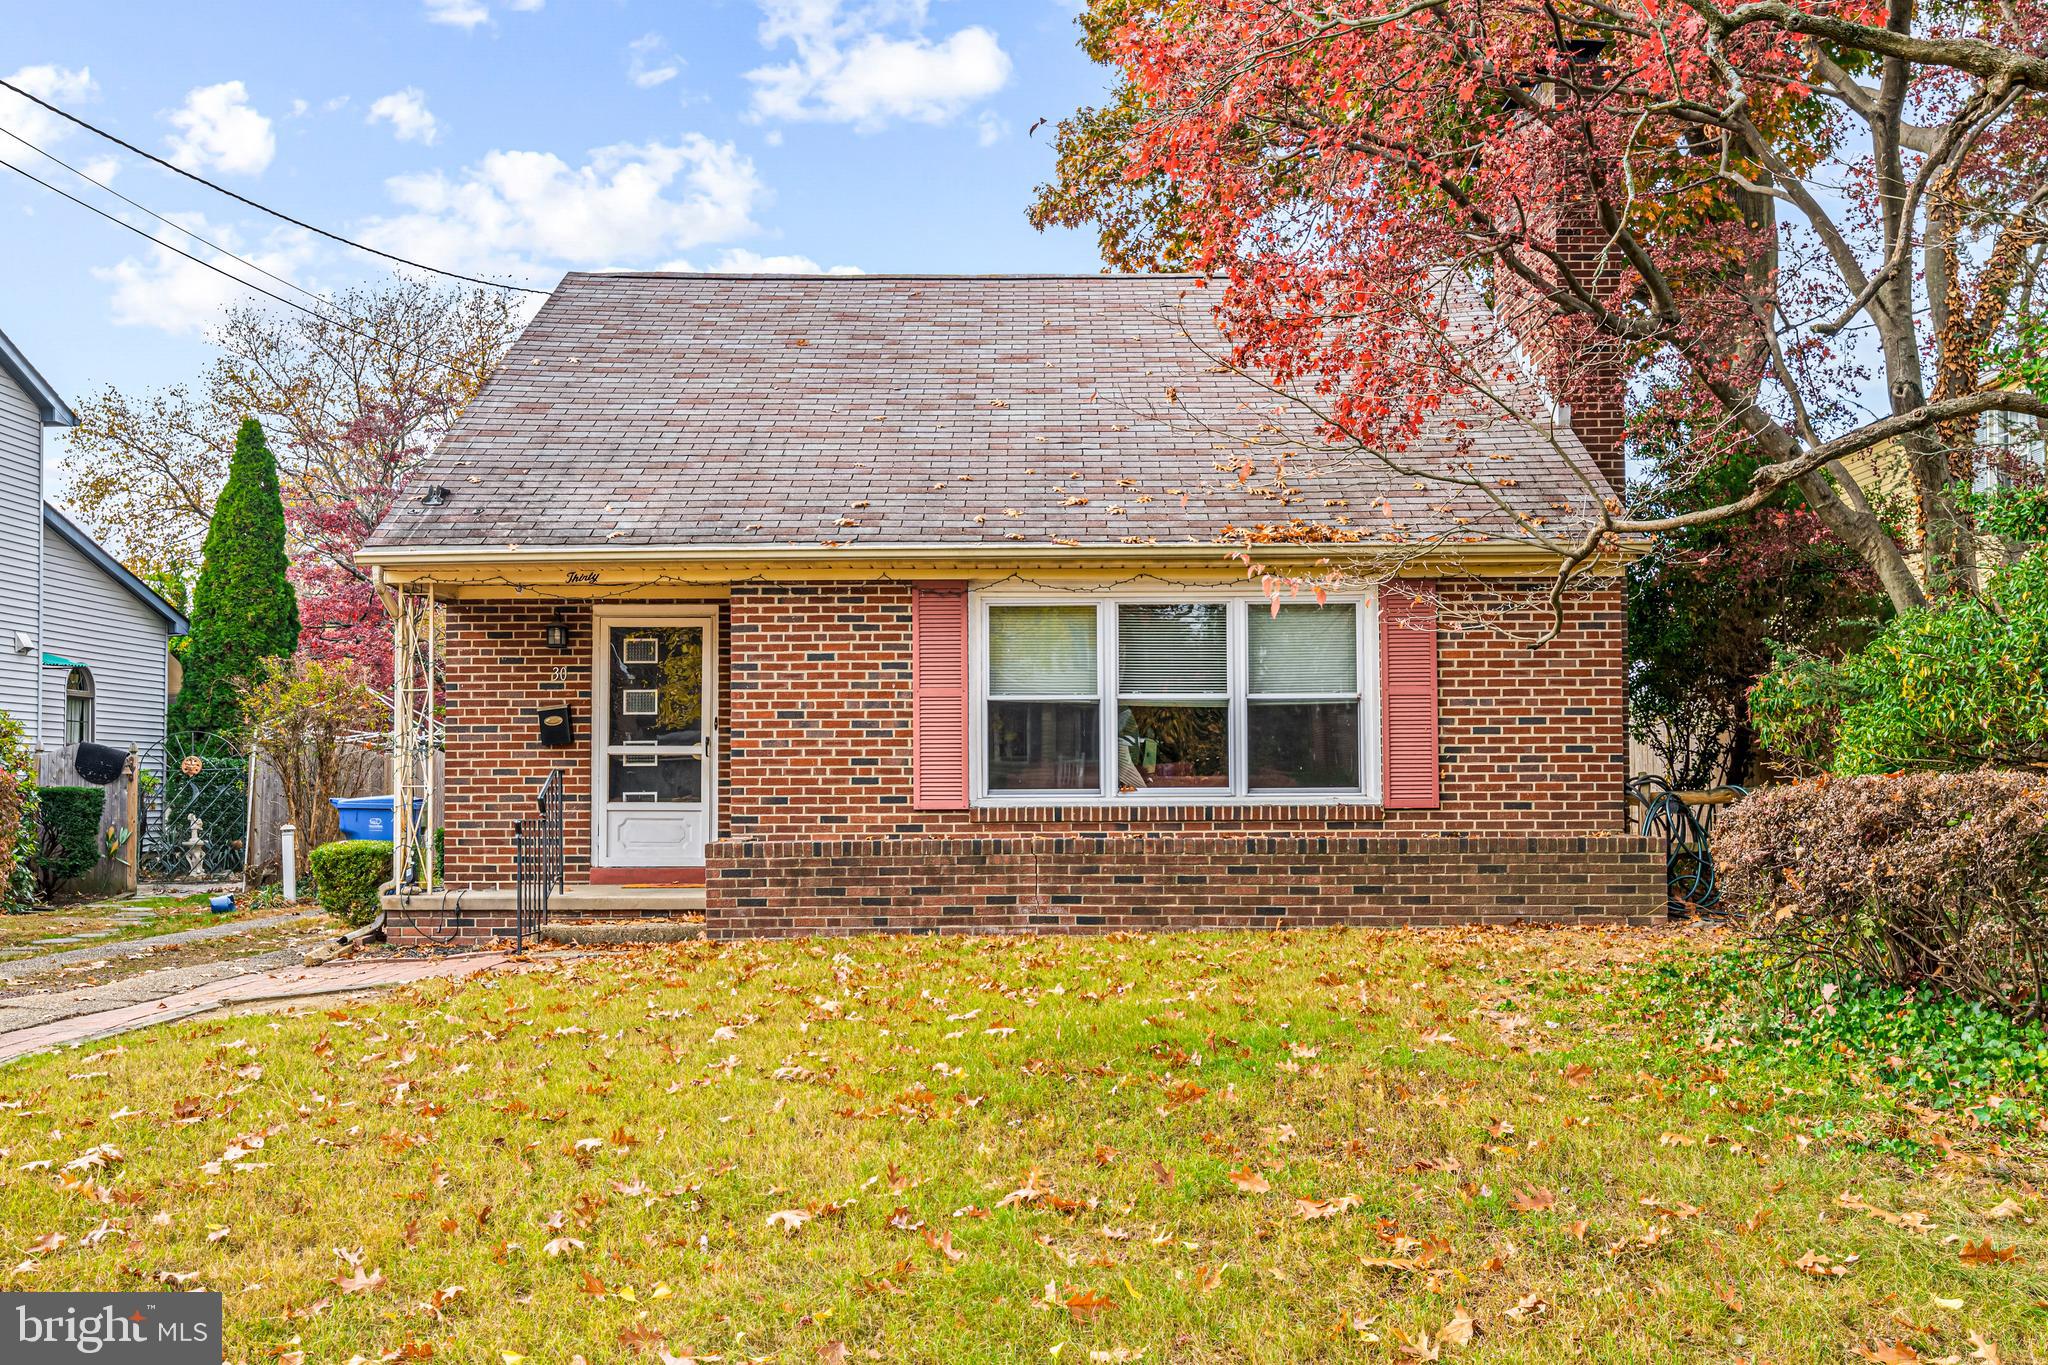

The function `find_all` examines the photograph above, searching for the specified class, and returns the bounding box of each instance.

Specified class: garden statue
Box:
[184,813,206,878]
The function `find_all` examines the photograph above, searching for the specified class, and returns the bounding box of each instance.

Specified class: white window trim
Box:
[970,586,1382,807]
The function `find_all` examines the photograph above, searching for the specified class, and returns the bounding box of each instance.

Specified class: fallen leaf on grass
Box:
[1791,1250,1853,1278]
[1506,1187,1555,1213]
[1064,1288,1116,1322]
[1959,1239,2017,1266]
[766,1210,811,1236]
[1295,1194,1362,1220]
[1839,1192,1936,1232]
[1226,1167,1270,1195]
[1851,1343,1920,1364]
[333,1268,386,1295]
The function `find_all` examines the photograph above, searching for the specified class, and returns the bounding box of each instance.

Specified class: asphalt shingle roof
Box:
[362,272,1612,555]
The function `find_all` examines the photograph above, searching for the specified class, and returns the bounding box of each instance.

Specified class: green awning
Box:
[40,653,79,668]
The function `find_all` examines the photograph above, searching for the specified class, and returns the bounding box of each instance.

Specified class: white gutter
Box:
[357,537,1646,569]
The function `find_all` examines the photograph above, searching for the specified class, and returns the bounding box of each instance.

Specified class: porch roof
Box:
[360,273,1614,566]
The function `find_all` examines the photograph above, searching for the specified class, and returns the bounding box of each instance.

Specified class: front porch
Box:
[378,882,705,946]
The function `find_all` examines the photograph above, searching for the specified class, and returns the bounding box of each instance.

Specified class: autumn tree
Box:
[63,279,524,674]
[238,655,384,877]
[1031,0,2048,617]
[170,418,300,741]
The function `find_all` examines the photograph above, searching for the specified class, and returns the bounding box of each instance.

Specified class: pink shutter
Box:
[911,583,971,810]
[1379,582,1440,809]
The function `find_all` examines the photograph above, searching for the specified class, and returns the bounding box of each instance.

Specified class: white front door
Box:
[593,611,715,868]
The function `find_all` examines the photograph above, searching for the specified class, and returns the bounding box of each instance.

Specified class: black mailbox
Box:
[536,705,574,747]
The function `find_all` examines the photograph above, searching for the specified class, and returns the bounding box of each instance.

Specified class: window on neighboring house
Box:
[977,595,1376,802]
[1976,408,2048,491]
[64,667,94,745]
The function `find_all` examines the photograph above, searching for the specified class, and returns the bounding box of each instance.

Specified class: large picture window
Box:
[976,594,1376,802]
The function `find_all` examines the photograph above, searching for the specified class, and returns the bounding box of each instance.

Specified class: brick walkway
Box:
[0,952,523,1065]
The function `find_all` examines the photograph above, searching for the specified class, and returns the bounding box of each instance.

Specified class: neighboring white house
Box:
[0,324,186,761]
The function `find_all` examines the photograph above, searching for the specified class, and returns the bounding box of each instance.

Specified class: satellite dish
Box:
[72,742,127,785]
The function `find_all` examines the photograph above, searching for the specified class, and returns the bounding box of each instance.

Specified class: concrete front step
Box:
[383,885,706,916]
[540,919,704,945]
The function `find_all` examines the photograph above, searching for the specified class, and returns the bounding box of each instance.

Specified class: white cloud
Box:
[422,0,489,26]
[367,87,439,145]
[975,110,1007,147]
[164,81,275,176]
[657,247,862,274]
[0,65,96,153]
[747,1,1011,130]
[93,212,313,335]
[627,33,682,89]
[361,136,764,277]
[423,0,540,27]
[289,97,310,118]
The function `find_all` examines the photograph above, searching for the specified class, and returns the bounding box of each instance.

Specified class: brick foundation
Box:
[704,833,1662,939]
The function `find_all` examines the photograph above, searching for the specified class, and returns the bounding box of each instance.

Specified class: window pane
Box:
[1117,702,1228,790]
[988,700,1100,791]
[1249,603,1356,695]
[989,606,1098,696]
[608,626,704,744]
[1249,702,1360,790]
[607,755,702,804]
[1118,604,1226,694]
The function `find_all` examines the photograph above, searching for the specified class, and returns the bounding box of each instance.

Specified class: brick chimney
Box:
[1494,50,1628,499]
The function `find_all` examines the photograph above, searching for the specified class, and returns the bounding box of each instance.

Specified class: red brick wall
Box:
[440,597,731,886]
[723,579,1625,840]
[437,579,1625,889]
[705,833,1662,938]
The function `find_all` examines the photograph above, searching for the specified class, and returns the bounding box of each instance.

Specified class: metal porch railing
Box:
[513,768,565,948]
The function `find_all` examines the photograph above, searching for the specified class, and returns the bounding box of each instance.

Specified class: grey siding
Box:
[39,530,170,755]
[0,370,41,733]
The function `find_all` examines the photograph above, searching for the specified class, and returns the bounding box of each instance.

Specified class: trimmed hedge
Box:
[1719,772,2048,1021]
[309,839,391,927]
[34,786,104,898]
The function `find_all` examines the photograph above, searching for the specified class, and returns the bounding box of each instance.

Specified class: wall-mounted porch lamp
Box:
[545,606,571,653]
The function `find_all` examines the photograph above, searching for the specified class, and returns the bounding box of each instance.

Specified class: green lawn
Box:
[0,925,2043,1363]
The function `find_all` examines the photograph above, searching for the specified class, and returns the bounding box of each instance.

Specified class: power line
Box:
[0,76,551,296]
[0,123,330,311]
[0,153,472,379]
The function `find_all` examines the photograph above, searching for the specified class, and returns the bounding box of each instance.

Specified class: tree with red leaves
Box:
[66,280,524,684]
[1033,0,2048,617]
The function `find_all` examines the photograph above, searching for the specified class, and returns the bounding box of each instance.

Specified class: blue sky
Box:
[0,0,1111,466]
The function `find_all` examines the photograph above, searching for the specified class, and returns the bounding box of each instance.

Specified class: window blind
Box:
[988,605,1098,696]
[1118,604,1227,694]
[1249,604,1357,695]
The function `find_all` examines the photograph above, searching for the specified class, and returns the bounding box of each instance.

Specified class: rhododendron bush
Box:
[1033,0,2048,613]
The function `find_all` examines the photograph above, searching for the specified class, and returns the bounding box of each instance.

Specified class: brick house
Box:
[357,273,1660,944]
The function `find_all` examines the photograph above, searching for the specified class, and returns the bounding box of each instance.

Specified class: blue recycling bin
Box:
[330,795,423,842]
